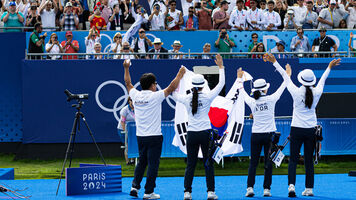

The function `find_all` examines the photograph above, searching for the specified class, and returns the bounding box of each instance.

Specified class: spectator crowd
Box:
[1,0,355,59]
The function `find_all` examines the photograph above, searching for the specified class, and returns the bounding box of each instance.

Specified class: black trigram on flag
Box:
[229,122,243,144]
[176,122,188,146]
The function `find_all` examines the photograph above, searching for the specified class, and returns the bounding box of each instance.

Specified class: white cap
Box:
[251,79,270,92]
[173,40,182,46]
[153,38,163,44]
[297,69,316,86]
[192,74,205,87]
[65,2,72,7]
[330,0,337,4]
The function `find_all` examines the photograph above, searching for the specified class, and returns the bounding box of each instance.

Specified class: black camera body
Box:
[64,89,89,102]
[220,32,227,39]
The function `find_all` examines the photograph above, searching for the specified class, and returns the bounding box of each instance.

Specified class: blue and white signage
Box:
[66,163,122,196]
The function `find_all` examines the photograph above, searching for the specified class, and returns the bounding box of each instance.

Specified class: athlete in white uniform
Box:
[173,54,225,200]
[237,54,291,197]
[282,56,341,197]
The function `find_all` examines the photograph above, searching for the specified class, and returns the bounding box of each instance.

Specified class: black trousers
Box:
[288,126,315,188]
[132,135,163,194]
[247,133,273,189]
[184,130,215,193]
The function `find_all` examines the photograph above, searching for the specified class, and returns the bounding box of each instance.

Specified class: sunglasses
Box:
[252,36,258,38]
[319,30,326,32]
[170,3,176,5]
[139,31,145,33]
[53,36,58,39]
[297,32,303,34]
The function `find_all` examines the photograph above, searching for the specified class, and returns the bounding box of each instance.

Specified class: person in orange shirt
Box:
[89,5,107,30]
[60,31,79,60]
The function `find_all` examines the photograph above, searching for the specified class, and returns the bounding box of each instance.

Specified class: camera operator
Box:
[149,3,166,30]
[214,28,235,59]
[172,54,225,200]
[26,2,41,30]
[148,0,167,14]
[28,22,47,60]
[283,8,298,29]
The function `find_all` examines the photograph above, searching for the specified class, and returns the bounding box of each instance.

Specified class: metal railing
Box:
[0,26,60,31]
[25,51,353,60]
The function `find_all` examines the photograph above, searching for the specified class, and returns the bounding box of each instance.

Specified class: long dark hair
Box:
[305,86,313,109]
[191,87,199,115]
[253,90,261,100]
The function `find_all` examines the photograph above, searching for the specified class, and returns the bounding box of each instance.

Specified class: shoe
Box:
[263,189,271,197]
[288,184,296,197]
[207,191,218,200]
[130,187,139,197]
[184,191,192,200]
[245,187,254,197]
[143,192,160,199]
[302,188,314,196]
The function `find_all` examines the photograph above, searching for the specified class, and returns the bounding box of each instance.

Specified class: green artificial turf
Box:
[0,154,355,179]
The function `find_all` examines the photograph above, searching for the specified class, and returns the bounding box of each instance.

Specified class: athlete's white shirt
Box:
[264,10,281,30]
[229,9,247,29]
[173,69,225,132]
[239,62,289,133]
[129,89,165,136]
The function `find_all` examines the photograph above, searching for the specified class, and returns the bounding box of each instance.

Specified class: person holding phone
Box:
[46,32,63,60]
[149,3,166,30]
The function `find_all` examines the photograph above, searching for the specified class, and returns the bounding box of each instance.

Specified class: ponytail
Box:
[305,86,313,109]
[253,90,261,100]
[191,87,199,115]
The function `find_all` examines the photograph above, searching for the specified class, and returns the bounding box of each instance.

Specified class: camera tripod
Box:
[56,100,107,195]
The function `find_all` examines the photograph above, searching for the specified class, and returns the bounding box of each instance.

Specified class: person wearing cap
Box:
[283,57,341,197]
[147,38,169,59]
[39,0,58,32]
[172,54,225,200]
[246,0,266,30]
[272,40,289,58]
[312,27,337,58]
[229,0,248,31]
[124,60,186,200]
[60,2,79,31]
[215,28,235,59]
[85,27,101,59]
[149,3,166,30]
[283,8,298,29]
[290,27,312,57]
[264,0,281,30]
[213,0,230,29]
[169,40,184,59]
[183,6,199,31]
[260,0,268,13]
[89,3,107,30]
[1,1,24,32]
[60,31,79,60]
[196,0,213,30]
[301,1,318,29]
[292,0,307,27]
[131,28,153,59]
[237,54,291,198]
[28,22,47,60]
[165,0,183,30]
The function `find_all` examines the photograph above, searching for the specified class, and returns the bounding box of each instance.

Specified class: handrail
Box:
[25,51,352,60]
[0,26,60,30]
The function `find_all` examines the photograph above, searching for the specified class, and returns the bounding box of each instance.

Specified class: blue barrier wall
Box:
[127,119,356,157]
[0,32,25,142]
[25,30,356,54]
[21,58,356,143]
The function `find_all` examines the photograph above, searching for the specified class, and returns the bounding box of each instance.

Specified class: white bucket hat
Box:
[153,38,163,44]
[297,69,316,86]
[251,79,270,92]
[192,74,205,88]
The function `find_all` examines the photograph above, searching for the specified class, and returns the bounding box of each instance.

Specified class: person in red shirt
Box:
[89,5,107,30]
[60,31,79,60]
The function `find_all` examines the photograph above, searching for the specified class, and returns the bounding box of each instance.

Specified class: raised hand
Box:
[177,66,186,78]
[263,53,276,63]
[328,58,341,69]
[214,54,224,68]
[285,64,292,77]
[123,59,131,68]
[351,32,354,38]
[237,67,244,78]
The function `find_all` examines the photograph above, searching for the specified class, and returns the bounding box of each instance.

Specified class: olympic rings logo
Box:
[95,80,176,122]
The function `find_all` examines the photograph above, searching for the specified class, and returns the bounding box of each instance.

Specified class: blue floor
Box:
[0,174,355,200]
